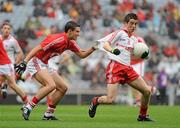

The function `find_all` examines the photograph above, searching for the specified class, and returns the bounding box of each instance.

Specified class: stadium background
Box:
[0,0,180,106]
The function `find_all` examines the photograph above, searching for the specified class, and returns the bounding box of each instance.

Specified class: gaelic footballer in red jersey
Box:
[16,21,97,120]
[0,37,27,103]
[89,13,154,122]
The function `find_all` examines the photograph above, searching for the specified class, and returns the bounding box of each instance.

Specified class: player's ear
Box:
[67,29,73,33]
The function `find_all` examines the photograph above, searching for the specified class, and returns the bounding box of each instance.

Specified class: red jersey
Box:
[0,38,11,64]
[36,33,80,64]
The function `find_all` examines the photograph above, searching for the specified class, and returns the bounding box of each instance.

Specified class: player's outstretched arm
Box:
[24,45,43,63]
[75,47,96,58]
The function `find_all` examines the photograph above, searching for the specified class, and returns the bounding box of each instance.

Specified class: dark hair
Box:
[1,21,12,28]
[64,21,80,33]
[124,13,138,23]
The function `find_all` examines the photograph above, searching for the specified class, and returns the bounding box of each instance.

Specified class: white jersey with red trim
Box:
[97,30,138,66]
[0,35,20,63]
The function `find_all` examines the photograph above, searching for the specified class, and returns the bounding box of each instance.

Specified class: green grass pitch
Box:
[0,105,180,128]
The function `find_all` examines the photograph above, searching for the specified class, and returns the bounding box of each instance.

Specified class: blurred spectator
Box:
[60,0,69,14]
[33,4,47,17]
[33,0,42,6]
[50,25,59,34]
[117,0,134,13]
[54,4,64,21]
[14,0,24,5]
[163,43,178,57]
[81,60,92,81]
[25,16,42,31]
[18,39,29,53]
[159,8,168,35]
[103,15,112,27]
[91,58,106,88]
[46,7,56,18]
[167,15,178,39]
[3,0,13,13]
[43,0,53,9]
[0,1,4,12]
[35,26,48,38]
[156,68,168,105]
[110,0,118,5]
[137,8,147,28]
[152,10,161,33]
[69,7,79,21]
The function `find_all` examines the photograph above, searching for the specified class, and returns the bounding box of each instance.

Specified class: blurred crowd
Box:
[0,0,180,105]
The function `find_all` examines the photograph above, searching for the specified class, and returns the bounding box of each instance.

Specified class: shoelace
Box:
[24,108,29,114]
[89,103,94,110]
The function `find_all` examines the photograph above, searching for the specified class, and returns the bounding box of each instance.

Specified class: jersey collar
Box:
[121,27,133,37]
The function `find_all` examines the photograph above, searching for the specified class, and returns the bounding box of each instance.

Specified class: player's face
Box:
[125,19,138,34]
[1,25,11,37]
[69,27,80,40]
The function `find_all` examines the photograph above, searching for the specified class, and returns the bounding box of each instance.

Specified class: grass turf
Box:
[0,105,179,128]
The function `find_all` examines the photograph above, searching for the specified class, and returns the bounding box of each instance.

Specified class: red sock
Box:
[29,97,39,108]
[46,104,56,114]
[93,97,99,105]
[139,106,148,116]
[46,96,52,105]
[22,95,28,104]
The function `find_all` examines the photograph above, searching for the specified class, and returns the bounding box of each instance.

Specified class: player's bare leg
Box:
[1,83,8,99]
[0,75,8,99]
[22,69,56,120]
[89,83,118,118]
[129,76,154,121]
[132,88,141,106]
[5,74,28,103]
[43,72,68,120]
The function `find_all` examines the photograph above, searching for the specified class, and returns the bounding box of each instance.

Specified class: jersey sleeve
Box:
[13,38,21,53]
[97,30,122,45]
[68,40,81,52]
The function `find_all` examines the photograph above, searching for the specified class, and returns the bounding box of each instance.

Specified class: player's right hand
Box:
[15,61,27,78]
[111,48,121,55]
[92,41,99,50]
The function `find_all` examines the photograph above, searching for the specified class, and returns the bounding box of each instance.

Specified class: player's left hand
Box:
[141,50,149,59]
[15,61,27,78]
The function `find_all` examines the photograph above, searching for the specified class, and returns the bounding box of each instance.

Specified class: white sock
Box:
[44,112,53,117]
[26,104,33,111]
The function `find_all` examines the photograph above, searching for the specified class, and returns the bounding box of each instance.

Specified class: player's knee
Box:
[57,84,68,93]
[8,83,16,90]
[48,83,56,91]
[60,85,68,93]
[143,88,151,97]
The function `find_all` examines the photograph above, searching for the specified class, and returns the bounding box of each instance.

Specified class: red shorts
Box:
[106,61,139,84]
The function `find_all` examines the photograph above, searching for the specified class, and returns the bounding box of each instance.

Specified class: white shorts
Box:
[132,61,145,77]
[27,57,56,76]
[0,64,14,76]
